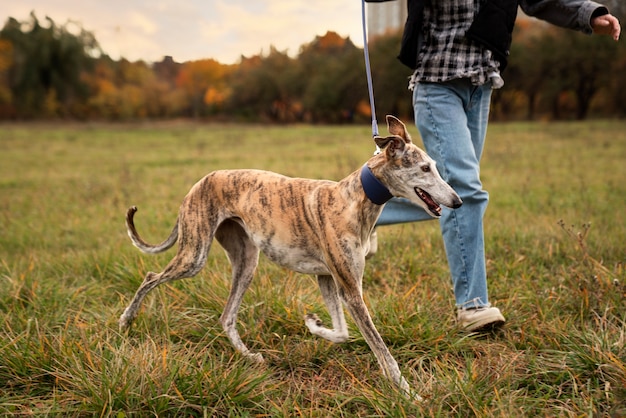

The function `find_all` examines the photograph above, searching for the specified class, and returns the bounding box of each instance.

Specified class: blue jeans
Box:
[376,78,492,309]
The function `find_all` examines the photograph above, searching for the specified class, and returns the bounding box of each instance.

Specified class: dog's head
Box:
[371,115,462,217]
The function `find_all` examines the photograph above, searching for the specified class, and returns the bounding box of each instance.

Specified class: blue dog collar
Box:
[360,164,393,205]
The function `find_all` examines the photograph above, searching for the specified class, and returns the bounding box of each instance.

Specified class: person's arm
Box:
[520,0,620,40]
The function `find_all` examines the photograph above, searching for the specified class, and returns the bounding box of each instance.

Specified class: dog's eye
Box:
[421,165,431,172]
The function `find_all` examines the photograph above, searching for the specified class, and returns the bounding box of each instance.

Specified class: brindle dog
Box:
[119,116,462,399]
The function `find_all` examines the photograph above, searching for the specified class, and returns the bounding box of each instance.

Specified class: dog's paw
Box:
[304,313,323,331]
[304,313,349,343]
[399,378,423,403]
[118,311,135,333]
[245,352,265,364]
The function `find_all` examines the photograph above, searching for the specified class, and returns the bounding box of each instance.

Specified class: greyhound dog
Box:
[119,115,462,399]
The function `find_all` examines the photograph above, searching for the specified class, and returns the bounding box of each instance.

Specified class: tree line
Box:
[1,12,624,123]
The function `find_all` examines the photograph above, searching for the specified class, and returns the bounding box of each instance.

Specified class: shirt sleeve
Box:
[519,0,609,34]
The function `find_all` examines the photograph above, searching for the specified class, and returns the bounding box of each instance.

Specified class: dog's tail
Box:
[125,206,178,254]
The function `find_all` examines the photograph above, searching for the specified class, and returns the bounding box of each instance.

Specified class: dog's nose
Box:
[451,196,463,209]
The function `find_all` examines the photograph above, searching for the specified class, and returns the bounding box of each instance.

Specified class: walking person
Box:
[367,0,621,331]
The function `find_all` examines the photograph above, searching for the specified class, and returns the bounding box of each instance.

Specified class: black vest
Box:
[396,0,519,70]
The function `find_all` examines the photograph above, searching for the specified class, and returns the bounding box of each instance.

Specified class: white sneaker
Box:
[457,307,505,332]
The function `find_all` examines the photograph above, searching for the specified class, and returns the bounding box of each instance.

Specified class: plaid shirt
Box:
[412,0,503,88]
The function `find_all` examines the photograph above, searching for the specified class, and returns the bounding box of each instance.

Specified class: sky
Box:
[4,0,367,64]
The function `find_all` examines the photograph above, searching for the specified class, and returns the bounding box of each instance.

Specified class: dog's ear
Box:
[374,135,406,159]
[386,115,412,144]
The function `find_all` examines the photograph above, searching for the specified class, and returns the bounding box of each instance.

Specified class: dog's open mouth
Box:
[415,187,442,217]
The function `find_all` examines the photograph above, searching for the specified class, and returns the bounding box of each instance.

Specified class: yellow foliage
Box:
[176,59,228,94]
[43,89,59,117]
[203,86,227,106]
[355,100,372,118]
[0,39,13,72]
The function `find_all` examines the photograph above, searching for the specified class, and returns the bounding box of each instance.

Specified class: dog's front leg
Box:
[341,283,422,401]
[305,275,349,343]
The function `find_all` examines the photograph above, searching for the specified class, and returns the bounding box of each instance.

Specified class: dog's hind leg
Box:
[119,215,213,332]
[119,247,209,331]
[215,220,264,363]
[305,275,349,343]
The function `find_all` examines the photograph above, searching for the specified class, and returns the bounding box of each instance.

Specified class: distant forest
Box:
[1,10,625,123]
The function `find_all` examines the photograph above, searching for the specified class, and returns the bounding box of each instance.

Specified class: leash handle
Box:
[361,0,379,138]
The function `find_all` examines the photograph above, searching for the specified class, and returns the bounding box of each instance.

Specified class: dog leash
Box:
[359,0,394,205]
[361,0,379,138]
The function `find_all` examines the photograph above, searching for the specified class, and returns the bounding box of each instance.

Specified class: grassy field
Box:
[1,120,625,416]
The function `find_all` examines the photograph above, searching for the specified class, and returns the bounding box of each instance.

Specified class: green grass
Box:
[1,120,625,416]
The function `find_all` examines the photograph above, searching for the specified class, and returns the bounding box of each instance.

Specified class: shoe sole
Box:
[466,319,505,332]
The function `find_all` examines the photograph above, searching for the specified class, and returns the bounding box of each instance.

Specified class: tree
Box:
[533,27,618,120]
[176,58,230,118]
[226,47,301,122]
[0,38,14,117]
[368,30,414,122]
[297,32,366,123]
[0,13,100,118]
[604,40,626,117]
[564,33,618,119]
[500,21,560,120]
[496,18,621,120]
[85,56,187,120]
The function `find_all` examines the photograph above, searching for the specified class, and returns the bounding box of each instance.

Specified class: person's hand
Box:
[591,13,621,41]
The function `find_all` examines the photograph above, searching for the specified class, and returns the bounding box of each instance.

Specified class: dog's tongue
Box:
[415,188,441,216]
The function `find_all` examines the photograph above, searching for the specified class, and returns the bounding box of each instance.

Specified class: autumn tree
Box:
[86,57,176,119]
[297,31,366,123]
[368,30,414,122]
[494,17,621,120]
[176,58,231,118]
[1,12,624,121]
[500,21,557,120]
[0,38,13,117]
[0,13,99,118]
[226,47,302,122]
[558,31,618,119]
[604,40,626,117]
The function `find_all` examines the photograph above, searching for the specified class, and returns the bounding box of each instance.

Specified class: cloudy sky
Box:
[4,0,367,64]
